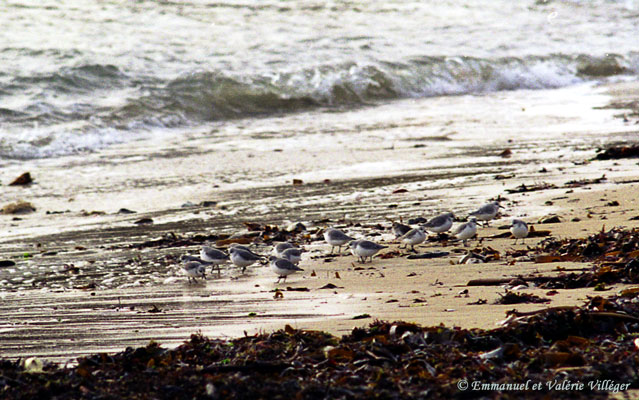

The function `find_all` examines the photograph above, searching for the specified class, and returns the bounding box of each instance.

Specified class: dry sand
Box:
[288,176,639,335]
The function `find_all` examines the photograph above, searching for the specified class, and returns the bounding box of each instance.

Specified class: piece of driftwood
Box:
[466,274,586,286]
[406,251,450,259]
[488,229,551,239]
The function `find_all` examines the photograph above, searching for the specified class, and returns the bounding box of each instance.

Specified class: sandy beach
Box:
[0,80,638,364]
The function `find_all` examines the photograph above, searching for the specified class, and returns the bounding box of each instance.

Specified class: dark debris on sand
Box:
[125,221,316,251]
[503,227,639,290]
[594,144,639,160]
[535,227,639,263]
[4,293,639,399]
[494,290,551,305]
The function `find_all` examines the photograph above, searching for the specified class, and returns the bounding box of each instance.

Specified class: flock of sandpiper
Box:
[180,200,530,284]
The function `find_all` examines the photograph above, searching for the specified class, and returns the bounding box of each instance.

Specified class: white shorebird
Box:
[469,201,502,227]
[349,240,388,263]
[182,261,206,284]
[392,221,412,239]
[229,243,262,257]
[229,247,264,273]
[510,219,529,244]
[200,246,228,276]
[454,218,478,247]
[273,242,295,258]
[281,247,303,264]
[324,228,355,254]
[422,212,454,235]
[269,256,304,283]
[399,228,426,252]
[180,254,210,264]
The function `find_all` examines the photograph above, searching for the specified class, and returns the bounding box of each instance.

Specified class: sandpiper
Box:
[324,228,355,254]
[510,219,529,244]
[269,256,304,283]
[273,242,295,257]
[229,243,262,257]
[349,240,388,263]
[422,212,454,234]
[469,201,502,226]
[180,254,210,264]
[281,247,303,264]
[400,228,426,252]
[454,218,477,247]
[200,246,229,276]
[392,221,412,238]
[182,261,206,284]
[229,247,264,273]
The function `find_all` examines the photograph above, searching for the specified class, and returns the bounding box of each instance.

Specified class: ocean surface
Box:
[1,0,638,160]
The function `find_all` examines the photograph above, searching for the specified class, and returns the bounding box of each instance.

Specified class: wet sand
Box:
[1,81,639,363]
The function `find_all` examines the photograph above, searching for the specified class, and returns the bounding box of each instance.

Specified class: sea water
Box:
[1,0,638,160]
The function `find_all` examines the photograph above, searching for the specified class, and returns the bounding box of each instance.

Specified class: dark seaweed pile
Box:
[502,227,639,290]
[535,227,639,263]
[594,144,639,160]
[3,293,639,400]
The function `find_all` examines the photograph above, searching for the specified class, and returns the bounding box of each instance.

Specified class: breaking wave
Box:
[1,52,637,159]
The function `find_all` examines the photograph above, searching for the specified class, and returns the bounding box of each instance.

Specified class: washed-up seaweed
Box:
[463,228,639,290]
[127,232,226,250]
[467,274,589,288]
[564,175,607,188]
[125,220,314,251]
[4,293,639,399]
[535,227,639,262]
[8,172,33,186]
[426,233,451,243]
[505,182,557,194]
[494,290,551,305]
[594,144,639,160]
[501,227,639,288]
[505,175,607,194]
